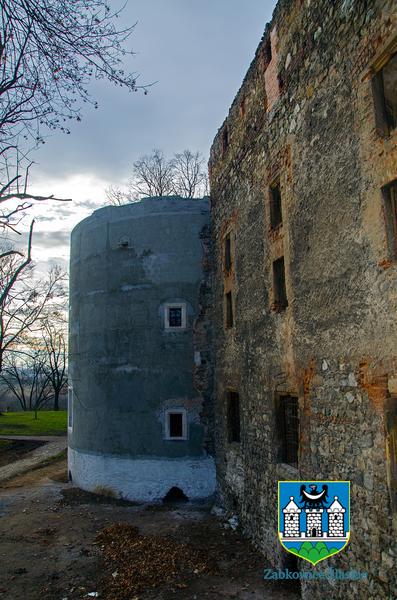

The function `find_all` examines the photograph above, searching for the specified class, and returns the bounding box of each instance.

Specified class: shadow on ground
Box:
[0,457,300,599]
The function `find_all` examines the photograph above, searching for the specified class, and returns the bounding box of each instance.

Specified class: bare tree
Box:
[0,257,66,372]
[108,149,209,204]
[129,149,175,199]
[0,352,52,415]
[171,150,208,198]
[0,0,146,249]
[41,314,67,411]
[0,0,145,144]
[0,161,71,238]
[105,184,131,206]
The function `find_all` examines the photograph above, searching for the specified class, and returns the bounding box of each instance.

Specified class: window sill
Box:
[271,302,288,313]
[374,126,397,141]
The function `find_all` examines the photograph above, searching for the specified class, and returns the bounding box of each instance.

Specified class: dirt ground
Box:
[0,440,46,467]
[0,456,301,600]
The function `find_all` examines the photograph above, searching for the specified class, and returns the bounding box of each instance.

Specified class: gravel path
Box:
[0,435,66,442]
[0,436,67,484]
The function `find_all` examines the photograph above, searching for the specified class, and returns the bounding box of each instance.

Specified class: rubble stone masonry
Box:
[209,0,397,598]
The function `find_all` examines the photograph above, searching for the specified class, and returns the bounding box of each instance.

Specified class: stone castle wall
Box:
[209,0,397,597]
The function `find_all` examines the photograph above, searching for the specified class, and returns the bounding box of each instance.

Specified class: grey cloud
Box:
[32,0,275,184]
[76,198,104,210]
[31,256,69,278]
[32,230,71,249]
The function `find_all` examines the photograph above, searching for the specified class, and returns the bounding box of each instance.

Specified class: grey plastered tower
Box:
[68,197,216,502]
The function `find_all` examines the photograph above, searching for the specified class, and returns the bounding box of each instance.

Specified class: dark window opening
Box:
[278,72,285,93]
[276,394,299,468]
[163,486,188,503]
[231,495,238,511]
[222,126,229,153]
[227,391,241,443]
[240,98,246,117]
[385,396,397,512]
[270,182,283,229]
[264,38,272,66]
[169,413,183,438]
[372,52,397,136]
[382,180,397,260]
[273,257,288,311]
[225,291,234,328]
[169,307,182,327]
[282,552,298,573]
[224,233,232,271]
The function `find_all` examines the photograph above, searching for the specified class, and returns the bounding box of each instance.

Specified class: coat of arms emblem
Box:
[278,480,350,565]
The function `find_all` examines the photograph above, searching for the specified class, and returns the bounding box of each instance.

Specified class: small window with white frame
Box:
[164,303,187,330]
[165,409,188,440]
[68,385,73,431]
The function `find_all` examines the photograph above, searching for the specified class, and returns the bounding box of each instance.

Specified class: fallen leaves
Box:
[96,523,214,599]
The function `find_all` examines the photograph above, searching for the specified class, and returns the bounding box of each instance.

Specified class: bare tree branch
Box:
[105,184,131,206]
[111,149,209,204]
[0,0,149,143]
[0,220,34,307]
[171,150,208,198]
[0,254,67,372]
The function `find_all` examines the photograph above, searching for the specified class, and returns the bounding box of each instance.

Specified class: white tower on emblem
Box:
[305,508,324,538]
[327,496,345,537]
[282,496,301,538]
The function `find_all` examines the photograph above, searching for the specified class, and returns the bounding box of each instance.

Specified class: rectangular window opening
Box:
[222,126,229,153]
[165,410,187,440]
[264,38,272,66]
[169,307,182,327]
[385,396,397,512]
[372,52,397,136]
[164,303,186,330]
[225,291,234,328]
[227,391,241,443]
[270,182,283,229]
[224,233,232,272]
[382,180,397,260]
[273,257,288,311]
[169,413,183,438]
[276,394,299,467]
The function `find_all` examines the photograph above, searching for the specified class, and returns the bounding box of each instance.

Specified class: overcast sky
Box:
[23,0,277,275]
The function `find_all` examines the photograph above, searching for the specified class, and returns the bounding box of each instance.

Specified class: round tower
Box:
[68,196,215,502]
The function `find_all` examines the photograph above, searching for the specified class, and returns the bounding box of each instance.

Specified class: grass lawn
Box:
[0,411,67,436]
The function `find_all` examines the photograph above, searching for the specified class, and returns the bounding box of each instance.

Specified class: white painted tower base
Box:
[68,447,216,502]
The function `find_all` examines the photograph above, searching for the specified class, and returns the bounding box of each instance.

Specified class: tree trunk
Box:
[53,390,60,411]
